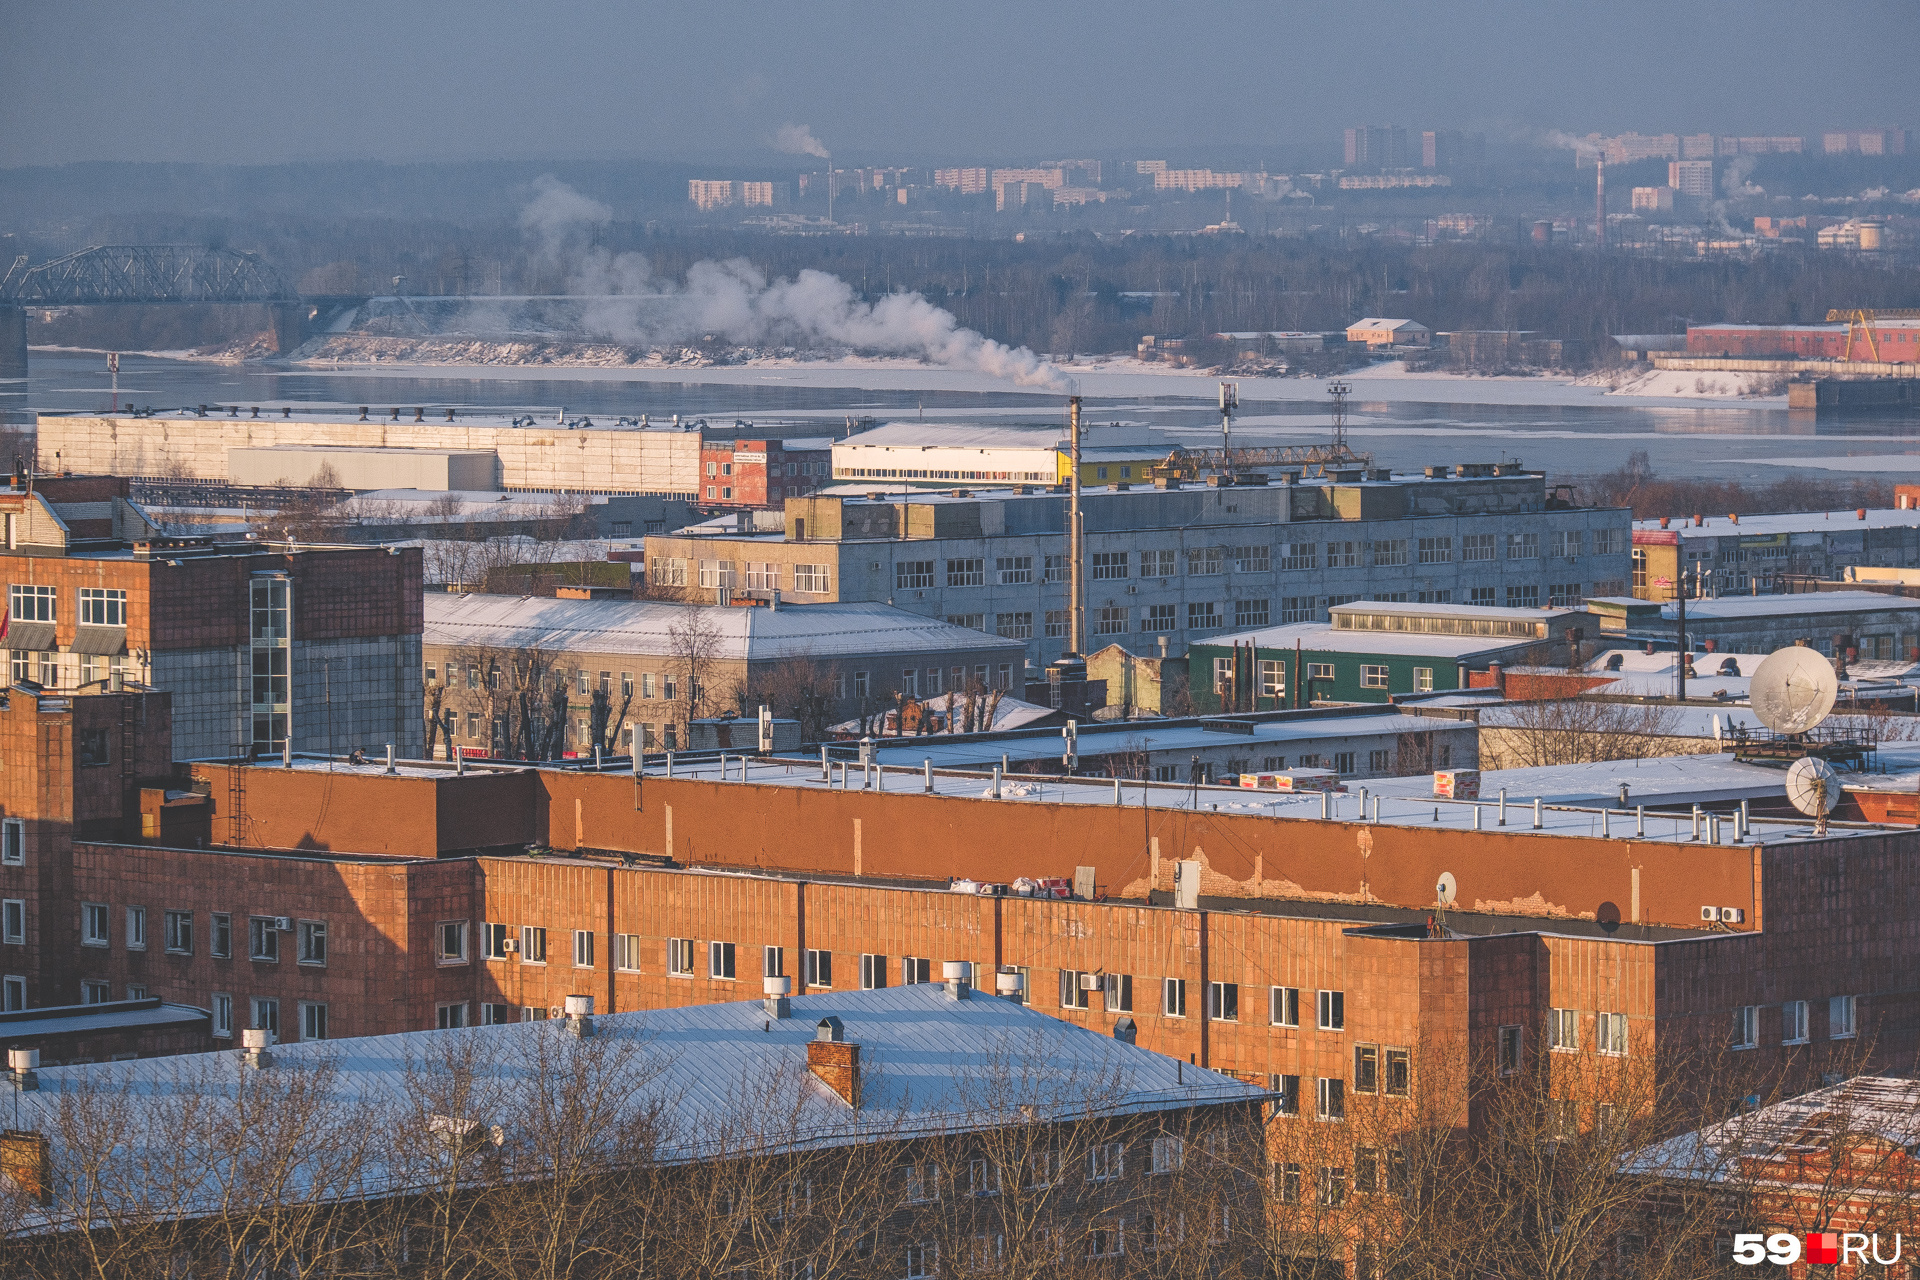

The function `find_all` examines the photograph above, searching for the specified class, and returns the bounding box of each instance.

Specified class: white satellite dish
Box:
[1436,872,1457,906]
[1749,647,1839,735]
[1786,755,1841,820]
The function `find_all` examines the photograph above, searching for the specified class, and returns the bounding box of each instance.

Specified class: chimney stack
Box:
[563,994,594,1038]
[941,960,972,1001]
[0,1129,51,1206]
[764,975,792,1018]
[807,1017,861,1107]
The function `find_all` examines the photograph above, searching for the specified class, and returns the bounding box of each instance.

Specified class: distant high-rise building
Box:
[1681,133,1717,160]
[1580,133,1680,165]
[1668,160,1715,198]
[1631,186,1675,212]
[688,180,736,211]
[1824,129,1907,156]
[740,181,790,209]
[1153,169,1245,192]
[1135,159,1168,176]
[1717,136,1804,156]
[1421,129,1486,169]
[1344,125,1410,169]
[934,167,989,195]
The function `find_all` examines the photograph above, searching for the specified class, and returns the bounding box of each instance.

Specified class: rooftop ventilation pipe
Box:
[764,975,792,1018]
[7,1048,38,1091]
[563,994,594,1038]
[385,744,396,775]
[995,969,1024,1000]
[240,1027,273,1069]
[942,961,972,1001]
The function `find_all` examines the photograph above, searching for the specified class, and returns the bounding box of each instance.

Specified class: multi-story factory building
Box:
[645,466,1632,671]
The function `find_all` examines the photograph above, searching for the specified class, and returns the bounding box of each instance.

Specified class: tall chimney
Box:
[1595,157,1606,250]
[1068,395,1085,659]
[807,1016,860,1107]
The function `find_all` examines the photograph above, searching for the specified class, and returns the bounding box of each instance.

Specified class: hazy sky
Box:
[5,0,1914,166]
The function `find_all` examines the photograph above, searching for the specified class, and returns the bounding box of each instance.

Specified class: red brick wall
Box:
[189,763,535,856]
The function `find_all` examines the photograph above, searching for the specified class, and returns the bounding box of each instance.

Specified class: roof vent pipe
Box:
[240,1027,273,1069]
[942,960,972,1001]
[764,975,792,1018]
[563,994,594,1038]
[7,1048,39,1091]
[385,744,396,775]
[995,969,1025,1000]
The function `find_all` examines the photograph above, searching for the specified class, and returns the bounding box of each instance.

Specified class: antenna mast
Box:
[1068,395,1085,659]
[1218,380,1237,459]
[1328,380,1351,453]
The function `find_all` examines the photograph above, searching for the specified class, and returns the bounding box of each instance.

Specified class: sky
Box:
[4,0,1916,167]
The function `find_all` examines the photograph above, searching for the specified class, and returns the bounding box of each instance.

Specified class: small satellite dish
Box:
[1750,647,1839,735]
[1436,872,1457,906]
[1786,756,1841,817]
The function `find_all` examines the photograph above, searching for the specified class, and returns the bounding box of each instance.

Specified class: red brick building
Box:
[698,437,832,508]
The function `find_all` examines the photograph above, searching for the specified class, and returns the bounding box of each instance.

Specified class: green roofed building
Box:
[1189,599,1593,713]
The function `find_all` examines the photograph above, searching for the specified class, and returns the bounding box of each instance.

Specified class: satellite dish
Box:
[1436,872,1457,906]
[1786,756,1841,817]
[1749,647,1838,735]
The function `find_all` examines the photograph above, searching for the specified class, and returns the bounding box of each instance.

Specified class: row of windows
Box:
[704,458,827,478]
[6,584,128,626]
[73,906,326,964]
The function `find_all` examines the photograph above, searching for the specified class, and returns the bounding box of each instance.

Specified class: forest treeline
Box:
[1575,450,1896,519]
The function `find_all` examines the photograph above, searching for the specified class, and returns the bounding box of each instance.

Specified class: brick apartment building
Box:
[698,435,833,508]
[7,689,1915,1127]
[3,473,424,759]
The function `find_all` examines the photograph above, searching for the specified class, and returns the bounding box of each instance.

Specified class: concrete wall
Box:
[36,415,703,495]
[228,447,499,491]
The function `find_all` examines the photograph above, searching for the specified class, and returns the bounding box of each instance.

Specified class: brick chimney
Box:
[1,1129,51,1205]
[807,1016,861,1107]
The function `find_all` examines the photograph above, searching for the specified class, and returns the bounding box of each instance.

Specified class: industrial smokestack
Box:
[1596,158,1606,250]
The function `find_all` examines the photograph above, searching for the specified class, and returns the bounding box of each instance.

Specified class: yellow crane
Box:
[1825,308,1920,362]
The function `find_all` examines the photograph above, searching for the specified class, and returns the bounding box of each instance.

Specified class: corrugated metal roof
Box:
[1198,621,1535,659]
[423,595,1026,661]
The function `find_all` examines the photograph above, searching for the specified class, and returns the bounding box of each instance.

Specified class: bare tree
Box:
[1482,697,1687,769]
[664,605,722,741]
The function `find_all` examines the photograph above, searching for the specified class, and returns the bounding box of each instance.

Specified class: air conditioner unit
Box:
[1720,907,1745,924]
[273,917,293,932]
[501,939,518,953]
[1700,906,1719,923]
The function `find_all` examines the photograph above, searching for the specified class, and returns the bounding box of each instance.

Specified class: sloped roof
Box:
[1625,1076,1920,1186]
[424,593,1025,662]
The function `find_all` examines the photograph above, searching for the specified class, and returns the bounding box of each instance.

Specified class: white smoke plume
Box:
[774,122,830,159]
[516,176,1065,389]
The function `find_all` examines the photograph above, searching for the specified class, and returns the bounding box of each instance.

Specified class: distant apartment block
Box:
[688,180,735,211]
[1154,169,1244,192]
[1345,124,1411,169]
[1420,129,1485,169]
[1337,173,1450,190]
[1668,160,1715,198]
[1824,129,1907,156]
[991,166,1065,210]
[933,167,989,194]
[1752,215,1807,238]
[1134,159,1168,176]
[1718,136,1804,156]
[1631,186,1674,212]
[1580,132,1679,164]
[740,181,789,208]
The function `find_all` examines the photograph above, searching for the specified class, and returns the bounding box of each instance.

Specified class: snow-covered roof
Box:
[1360,752,1795,807]
[1331,600,1580,626]
[1625,1076,1920,1185]
[11,985,1266,1222]
[1198,621,1539,660]
[838,422,1166,452]
[829,694,1060,736]
[0,998,208,1040]
[1588,592,1920,621]
[1347,317,1430,332]
[1634,510,1920,539]
[423,594,1026,662]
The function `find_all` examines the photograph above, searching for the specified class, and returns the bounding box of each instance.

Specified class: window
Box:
[1360,664,1389,689]
[1234,599,1270,629]
[1269,986,1300,1026]
[668,938,695,977]
[708,940,735,979]
[1276,1161,1301,1202]
[805,948,832,987]
[252,997,280,1040]
[1,901,22,945]
[968,1158,1001,1197]
[125,906,146,950]
[1355,1146,1379,1193]
[1095,605,1129,635]
[1385,1047,1410,1096]
[1317,1077,1345,1121]
[211,913,231,959]
[902,956,931,985]
[436,1002,469,1029]
[78,587,128,626]
[903,1163,940,1203]
[300,1002,328,1041]
[1549,1008,1579,1051]
[8,585,55,626]
[436,921,468,964]
[1552,529,1582,558]
[1187,601,1219,631]
[896,560,934,590]
[901,668,919,698]
[1597,1012,1629,1055]
[763,945,785,978]
[1354,1043,1379,1093]
[1103,972,1132,1011]
[1505,584,1541,609]
[569,930,594,969]
[1781,1001,1808,1045]
[994,611,1033,640]
[1830,995,1857,1039]
[1044,609,1067,639]
[1732,1005,1759,1049]
[1150,1135,1184,1174]
[904,1242,937,1278]
[1,819,22,866]
[1043,553,1067,583]
[1231,545,1271,573]
[860,953,887,989]
[1141,603,1177,634]
[946,557,985,587]
[1372,538,1408,566]
[1091,551,1129,580]
[482,1003,514,1025]
[1187,546,1223,576]
[1367,749,1389,771]
[742,563,778,591]
[1088,1142,1124,1181]
[1460,533,1495,562]
[82,902,109,947]
[1505,531,1540,560]
[298,920,327,966]
[1469,586,1496,606]
[1281,541,1319,571]
[1163,977,1186,1017]
[1549,582,1583,608]
[1142,549,1177,577]
[1498,1025,1523,1074]
[1270,1073,1300,1116]
[1595,528,1622,557]
[126,984,147,1001]
[1059,969,1090,1010]
[615,934,642,971]
[1208,981,1239,1022]
[482,922,512,960]
[212,993,232,1038]
[1317,989,1344,1030]
[695,559,734,589]
[521,926,547,964]
[1418,536,1453,564]
[82,980,111,1004]
[790,563,831,594]
[1334,750,1355,774]
[995,555,1033,585]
